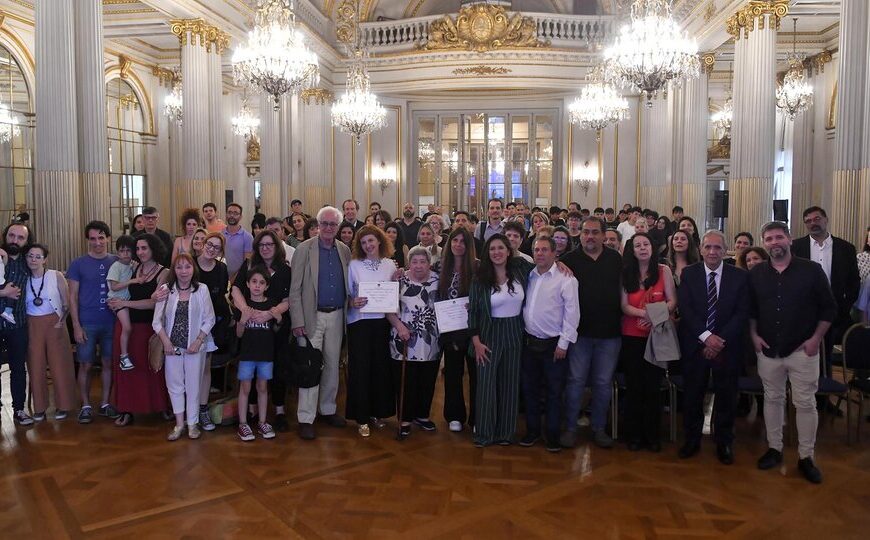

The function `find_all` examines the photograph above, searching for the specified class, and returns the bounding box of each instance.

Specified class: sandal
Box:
[114,412,134,427]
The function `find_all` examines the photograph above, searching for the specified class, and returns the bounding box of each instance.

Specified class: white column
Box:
[301,102,333,210]
[74,0,110,226]
[259,93,281,217]
[35,0,82,267]
[208,44,225,207]
[680,55,712,222]
[790,57,826,227]
[831,0,870,247]
[638,95,670,211]
[726,3,783,239]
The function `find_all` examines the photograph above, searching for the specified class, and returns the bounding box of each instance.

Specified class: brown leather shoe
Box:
[298,422,316,440]
[320,414,347,428]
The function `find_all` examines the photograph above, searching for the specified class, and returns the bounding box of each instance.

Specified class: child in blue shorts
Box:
[236,266,280,441]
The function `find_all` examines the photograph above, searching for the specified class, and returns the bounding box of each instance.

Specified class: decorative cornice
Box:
[804,49,833,76]
[169,18,230,53]
[422,4,549,53]
[151,65,177,87]
[300,88,334,105]
[700,53,715,74]
[118,54,134,79]
[452,65,511,76]
[726,1,789,40]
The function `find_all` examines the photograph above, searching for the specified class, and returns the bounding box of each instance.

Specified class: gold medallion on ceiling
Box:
[336,0,357,44]
[422,4,549,53]
[725,1,789,40]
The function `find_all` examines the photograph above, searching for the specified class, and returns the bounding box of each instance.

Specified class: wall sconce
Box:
[374,160,395,195]
[573,160,596,197]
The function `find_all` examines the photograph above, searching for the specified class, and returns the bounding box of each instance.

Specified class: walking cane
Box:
[396,341,409,441]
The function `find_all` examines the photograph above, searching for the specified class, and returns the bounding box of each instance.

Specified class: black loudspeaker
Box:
[773,199,789,222]
[712,190,729,218]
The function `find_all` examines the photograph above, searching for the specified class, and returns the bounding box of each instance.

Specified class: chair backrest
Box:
[841,323,870,372]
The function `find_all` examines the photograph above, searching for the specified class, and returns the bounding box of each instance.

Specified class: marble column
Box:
[301,102,333,210]
[259,93,281,217]
[680,54,713,222]
[208,41,226,207]
[35,0,82,267]
[638,95,670,212]
[726,1,785,239]
[668,81,684,209]
[831,0,870,247]
[74,0,110,226]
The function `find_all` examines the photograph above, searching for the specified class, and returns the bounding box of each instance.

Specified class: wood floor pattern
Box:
[1,368,869,539]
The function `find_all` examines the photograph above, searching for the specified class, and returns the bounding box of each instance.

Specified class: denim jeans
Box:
[521,337,568,441]
[564,336,621,433]
[0,327,28,411]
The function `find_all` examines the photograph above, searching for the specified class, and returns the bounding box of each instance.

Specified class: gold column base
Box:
[789,182,811,231]
[177,178,213,218]
[726,176,773,242]
[831,169,870,248]
[34,170,83,270]
[210,180,225,210]
[681,183,706,223]
[639,185,670,217]
[259,183,281,218]
[80,172,111,225]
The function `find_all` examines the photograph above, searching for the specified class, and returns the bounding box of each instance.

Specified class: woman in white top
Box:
[152,253,216,441]
[346,225,398,437]
[24,244,77,421]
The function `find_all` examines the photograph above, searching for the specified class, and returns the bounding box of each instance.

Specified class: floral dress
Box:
[390,271,441,362]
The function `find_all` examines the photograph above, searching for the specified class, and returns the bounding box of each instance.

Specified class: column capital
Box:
[151,65,177,87]
[726,1,789,40]
[169,18,230,53]
[700,52,716,74]
[803,49,833,76]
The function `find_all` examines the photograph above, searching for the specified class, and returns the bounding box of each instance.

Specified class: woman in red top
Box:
[620,232,677,452]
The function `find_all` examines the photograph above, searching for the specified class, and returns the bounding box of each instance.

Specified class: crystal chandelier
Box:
[232,0,320,110]
[569,66,630,141]
[163,70,183,126]
[776,19,813,120]
[418,138,435,164]
[604,0,700,106]
[0,99,21,143]
[711,62,733,137]
[231,97,261,140]
[331,1,386,144]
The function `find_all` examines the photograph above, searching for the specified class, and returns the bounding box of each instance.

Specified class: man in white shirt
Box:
[616,206,641,247]
[519,236,580,452]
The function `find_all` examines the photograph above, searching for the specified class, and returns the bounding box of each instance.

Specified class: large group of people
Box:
[2,195,870,487]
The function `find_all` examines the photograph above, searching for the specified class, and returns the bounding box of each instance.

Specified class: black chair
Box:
[816,344,850,443]
[611,370,676,442]
[841,323,870,442]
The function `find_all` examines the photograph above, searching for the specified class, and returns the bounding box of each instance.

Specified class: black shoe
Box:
[320,414,347,427]
[678,440,701,459]
[399,423,412,437]
[716,443,734,465]
[273,413,289,432]
[757,448,783,470]
[412,418,436,431]
[797,457,823,484]
[628,441,643,452]
[298,422,316,440]
[496,440,512,446]
[647,441,662,453]
[519,433,540,447]
[545,438,562,453]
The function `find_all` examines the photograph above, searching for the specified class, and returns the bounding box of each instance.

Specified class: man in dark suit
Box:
[677,230,750,465]
[792,206,860,372]
[341,199,365,232]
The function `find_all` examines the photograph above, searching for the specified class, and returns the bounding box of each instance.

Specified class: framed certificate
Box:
[358,281,400,313]
[434,297,469,333]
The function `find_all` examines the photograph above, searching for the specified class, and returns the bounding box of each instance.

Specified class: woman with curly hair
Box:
[173,208,202,260]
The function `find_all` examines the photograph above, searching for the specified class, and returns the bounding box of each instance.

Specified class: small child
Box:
[107,236,139,371]
[236,266,280,442]
[0,248,14,324]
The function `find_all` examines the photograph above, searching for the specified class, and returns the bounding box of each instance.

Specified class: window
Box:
[0,45,33,224]
[106,77,147,235]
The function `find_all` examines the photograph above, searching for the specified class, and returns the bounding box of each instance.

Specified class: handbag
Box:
[208,396,239,426]
[148,298,169,373]
[289,335,323,389]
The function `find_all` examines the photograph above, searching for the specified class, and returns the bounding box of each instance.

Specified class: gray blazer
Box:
[288,237,352,336]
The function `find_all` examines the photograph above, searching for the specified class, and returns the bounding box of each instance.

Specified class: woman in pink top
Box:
[620,232,677,452]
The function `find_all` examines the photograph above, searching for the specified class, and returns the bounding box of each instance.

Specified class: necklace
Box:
[29,273,46,306]
[176,282,192,291]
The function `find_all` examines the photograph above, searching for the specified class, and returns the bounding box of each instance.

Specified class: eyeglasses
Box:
[26,253,44,260]
[143,215,158,220]
[319,221,339,228]
[204,242,222,251]
[258,242,276,248]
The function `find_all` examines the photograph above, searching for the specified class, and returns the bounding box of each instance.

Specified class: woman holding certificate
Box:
[468,233,534,447]
[346,225,398,437]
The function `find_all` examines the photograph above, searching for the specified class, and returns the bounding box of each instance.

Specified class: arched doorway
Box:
[106,77,148,235]
[0,44,34,224]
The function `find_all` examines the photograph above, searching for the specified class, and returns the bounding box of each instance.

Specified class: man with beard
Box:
[475,198,504,242]
[397,202,422,249]
[133,206,173,265]
[750,221,836,484]
[604,228,622,254]
[222,203,253,279]
[0,222,33,425]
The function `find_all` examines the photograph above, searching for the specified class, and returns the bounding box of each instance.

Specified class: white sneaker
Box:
[119,354,134,371]
[0,311,15,324]
[448,421,463,432]
[577,415,591,427]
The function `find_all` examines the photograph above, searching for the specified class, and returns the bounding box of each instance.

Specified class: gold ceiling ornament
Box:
[804,49,833,75]
[422,4,549,53]
[151,65,177,87]
[246,135,261,162]
[118,55,134,79]
[700,52,715,74]
[300,87,335,105]
[726,1,789,40]
[452,65,511,76]
[169,18,230,53]
[703,1,716,22]
[335,0,357,44]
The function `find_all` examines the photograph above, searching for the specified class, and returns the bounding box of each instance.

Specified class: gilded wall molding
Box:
[300,88,335,105]
[422,4,549,53]
[151,65,177,87]
[700,52,715,74]
[169,18,230,53]
[452,65,511,76]
[118,54,134,79]
[336,0,357,44]
[725,1,789,40]
[804,49,833,76]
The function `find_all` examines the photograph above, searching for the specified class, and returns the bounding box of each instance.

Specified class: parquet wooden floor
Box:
[1,365,869,539]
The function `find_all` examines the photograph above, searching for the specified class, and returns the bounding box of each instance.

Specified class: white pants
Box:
[297,310,344,424]
[165,351,207,426]
[757,349,819,459]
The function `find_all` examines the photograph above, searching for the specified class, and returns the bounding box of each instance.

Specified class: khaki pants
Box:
[27,314,76,413]
[297,310,343,424]
[757,349,819,459]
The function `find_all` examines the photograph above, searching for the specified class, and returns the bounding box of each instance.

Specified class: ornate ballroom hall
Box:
[0,0,869,538]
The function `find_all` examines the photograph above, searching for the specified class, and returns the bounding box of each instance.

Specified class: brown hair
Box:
[737,246,769,270]
[438,227,477,299]
[166,252,200,292]
[203,231,225,255]
[179,208,202,231]
[351,224,394,260]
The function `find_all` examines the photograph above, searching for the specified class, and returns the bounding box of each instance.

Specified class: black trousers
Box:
[442,341,476,425]
[623,335,664,445]
[345,319,395,424]
[682,351,738,445]
[392,359,439,422]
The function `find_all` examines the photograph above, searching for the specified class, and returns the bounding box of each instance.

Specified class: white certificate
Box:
[359,281,400,313]
[434,297,469,334]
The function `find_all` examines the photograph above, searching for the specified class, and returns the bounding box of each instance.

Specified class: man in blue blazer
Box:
[677,230,750,464]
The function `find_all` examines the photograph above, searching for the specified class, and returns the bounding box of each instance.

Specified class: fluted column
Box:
[726,1,785,239]
[638,95,670,211]
[831,0,870,247]
[259,94,281,217]
[301,102,333,210]
[681,54,713,222]
[208,44,225,207]
[35,0,82,268]
[74,0,109,225]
